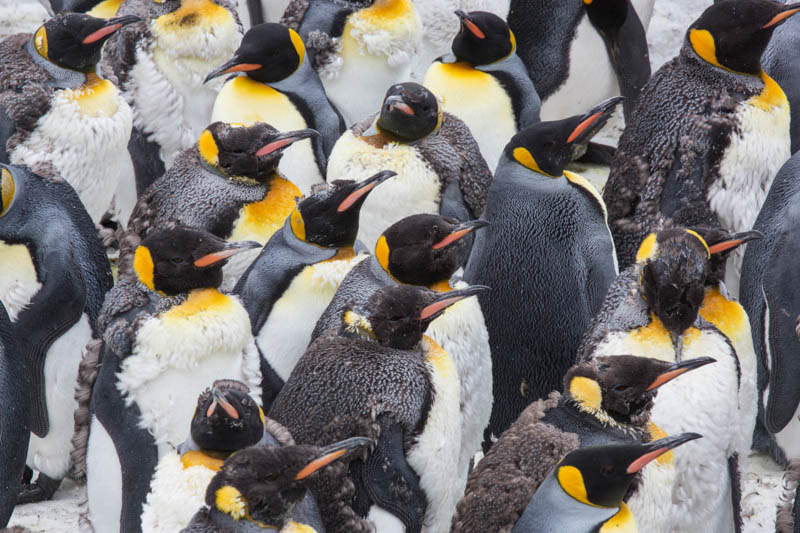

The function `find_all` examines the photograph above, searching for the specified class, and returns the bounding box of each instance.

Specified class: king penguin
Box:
[271,284,485,533]
[0,12,138,225]
[39,0,122,18]
[326,82,492,252]
[423,10,540,170]
[603,0,799,287]
[205,23,344,195]
[234,171,395,406]
[0,163,112,504]
[81,227,263,533]
[464,97,621,444]
[763,1,800,153]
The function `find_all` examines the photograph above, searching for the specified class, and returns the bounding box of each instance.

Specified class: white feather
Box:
[86,416,124,533]
[0,242,41,321]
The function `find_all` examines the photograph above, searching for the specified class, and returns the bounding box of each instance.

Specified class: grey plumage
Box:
[763,13,800,153]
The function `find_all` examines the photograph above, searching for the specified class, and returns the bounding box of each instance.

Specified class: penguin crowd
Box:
[1,0,800,532]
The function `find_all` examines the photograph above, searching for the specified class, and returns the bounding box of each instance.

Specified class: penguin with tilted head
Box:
[205,23,345,195]
[464,97,621,445]
[81,228,263,533]
[423,10,540,170]
[0,163,112,504]
[326,82,492,252]
[603,0,799,286]
[0,12,138,225]
[234,171,396,406]
[452,354,713,532]
[272,284,485,533]
[181,436,373,532]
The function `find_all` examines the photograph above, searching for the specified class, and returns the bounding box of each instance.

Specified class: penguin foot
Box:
[16,473,61,505]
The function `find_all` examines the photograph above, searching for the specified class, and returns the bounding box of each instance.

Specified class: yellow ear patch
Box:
[513,147,556,177]
[215,485,246,520]
[689,29,724,70]
[635,233,658,263]
[34,26,48,60]
[1,168,14,216]
[685,229,710,258]
[290,209,306,241]
[289,28,306,68]
[133,246,156,291]
[508,29,516,54]
[569,376,603,411]
[87,0,122,18]
[198,129,220,167]
[375,235,391,273]
[557,465,599,507]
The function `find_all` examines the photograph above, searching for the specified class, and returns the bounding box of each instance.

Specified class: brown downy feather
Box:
[70,338,103,481]
[776,460,800,533]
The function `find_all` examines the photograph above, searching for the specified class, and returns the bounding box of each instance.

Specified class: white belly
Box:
[627,459,676,533]
[367,506,407,532]
[87,415,124,533]
[0,242,41,321]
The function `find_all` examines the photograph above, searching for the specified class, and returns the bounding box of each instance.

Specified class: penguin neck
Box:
[180,449,228,471]
[565,394,622,430]
[25,38,87,90]
[197,153,276,187]
[369,254,399,284]
[208,508,291,532]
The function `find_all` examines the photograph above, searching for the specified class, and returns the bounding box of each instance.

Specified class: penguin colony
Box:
[1,0,800,532]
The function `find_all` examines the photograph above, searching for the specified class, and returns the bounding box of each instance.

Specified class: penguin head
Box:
[289,171,397,248]
[687,0,800,75]
[132,227,261,294]
[554,433,701,508]
[375,214,489,287]
[206,437,373,528]
[344,284,488,350]
[33,13,139,71]
[690,226,764,285]
[204,23,306,84]
[198,122,319,181]
[505,97,623,177]
[636,229,710,336]
[376,83,444,142]
[191,380,265,453]
[451,10,515,65]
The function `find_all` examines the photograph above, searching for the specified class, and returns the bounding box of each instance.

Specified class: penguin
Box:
[763,2,800,153]
[205,23,345,195]
[282,0,423,125]
[506,0,651,121]
[101,0,242,195]
[326,82,492,252]
[510,434,702,533]
[422,10,541,170]
[602,0,799,286]
[39,0,122,18]
[452,355,713,532]
[0,12,137,225]
[126,122,315,291]
[181,436,374,532]
[82,227,263,533]
[234,171,396,403]
[271,284,485,533]
[0,163,112,504]
[463,97,621,444]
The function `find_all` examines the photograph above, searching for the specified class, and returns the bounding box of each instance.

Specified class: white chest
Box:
[0,242,41,321]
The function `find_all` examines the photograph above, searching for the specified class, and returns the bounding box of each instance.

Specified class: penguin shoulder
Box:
[345,0,422,59]
[307,248,367,290]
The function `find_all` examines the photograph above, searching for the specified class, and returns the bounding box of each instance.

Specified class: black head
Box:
[583,0,629,35]
[206,437,373,528]
[133,227,261,294]
[688,0,800,75]
[636,229,710,336]
[204,23,305,84]
[505,97,622,177]
[452,10,515,65]
[191,380,264,452]
[555,433,702,508]
[198,122,318,181]
[376,214,489,286]
[376,83,443,142]
[33,13,139,71]
[289,171,396,248]
[691,226,764,285]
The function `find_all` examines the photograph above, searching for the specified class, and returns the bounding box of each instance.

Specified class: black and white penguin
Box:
[423,10,540,170]
[763,5,800,160]
[0,13,137,225]
[603,0,799,286]
[234,171,395,401]
[181,436,374,532]
[0,163,112,503]
[39,0,122,18]
[452,355,713,532]
[464,97,621,444]
[282,0,423,125]
[326,82,492,252]
[205,23,345,195]
[507,0,651,121]
[126,122,314,290]
[82,227,263,533]
[272,284,484,533]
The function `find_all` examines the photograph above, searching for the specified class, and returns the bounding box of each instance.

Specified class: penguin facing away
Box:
[0,163,112,504]
[206,23,345,195]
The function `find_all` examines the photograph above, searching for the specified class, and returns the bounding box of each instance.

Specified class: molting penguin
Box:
[763,3,800,153]
[0,13,137,225]
[423,10,541,170]
[464,98,620,444]
[234,171,395,404]
[205,23,345,195]
[507,0,651,121]
[125,122,314,291]
[81,227,262,533]
[271,284,485,533]
[603,0,799,286]
[326,82,492,252]
[0,163,112,504]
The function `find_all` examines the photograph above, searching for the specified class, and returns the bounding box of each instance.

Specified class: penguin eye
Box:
[612,384,630,393]
[543,140,556,149]
[264,473,279,482]
[170,257,187,265]
[601,465,615,476]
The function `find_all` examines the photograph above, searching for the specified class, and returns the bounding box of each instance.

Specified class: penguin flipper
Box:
[247,0,265,26]
[128,125,166,197]
[729,453,743,533]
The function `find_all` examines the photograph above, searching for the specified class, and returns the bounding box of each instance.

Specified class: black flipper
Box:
[247,0,265,26]
[258,346,285,414]
[128,125,165,197]
[0,105,14,164]
[729,453,742,533]
[16,473,60,505]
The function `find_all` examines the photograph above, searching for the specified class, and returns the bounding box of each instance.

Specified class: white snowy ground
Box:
[0,0,787,531]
